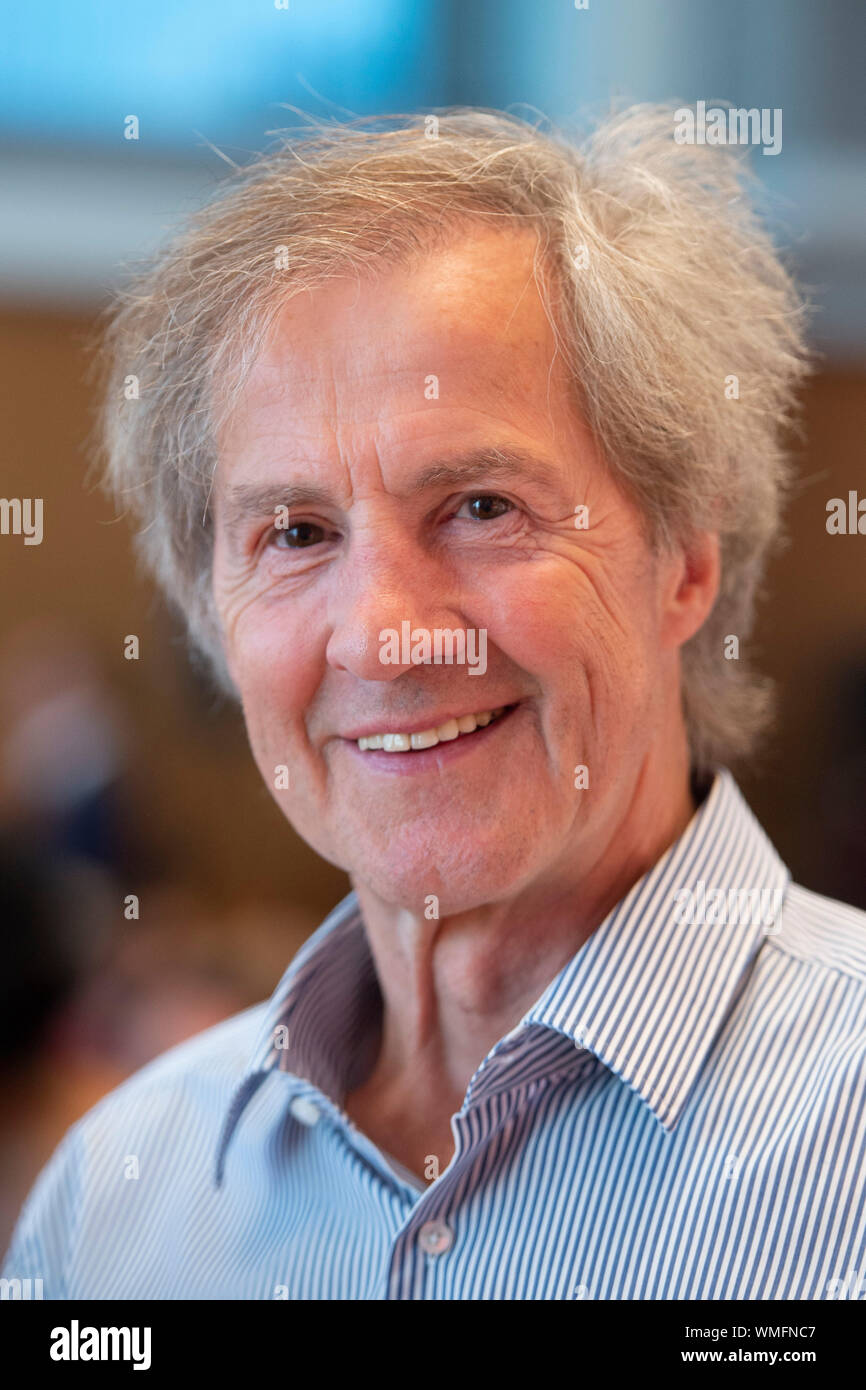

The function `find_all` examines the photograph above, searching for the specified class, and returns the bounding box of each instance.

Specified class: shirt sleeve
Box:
[1,1123,87,1300]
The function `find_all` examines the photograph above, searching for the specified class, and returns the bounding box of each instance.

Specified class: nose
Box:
[325,534,461,682]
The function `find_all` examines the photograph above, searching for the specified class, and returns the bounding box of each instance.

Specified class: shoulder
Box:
[67,998,270,1150]
[62,998,270,1139]
[1,1001,268,1295]
[102,997,268,1091]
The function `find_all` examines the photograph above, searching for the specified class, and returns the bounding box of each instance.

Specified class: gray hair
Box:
[98,104,811,771]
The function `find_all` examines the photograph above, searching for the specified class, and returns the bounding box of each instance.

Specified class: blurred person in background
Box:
[0,627,128,1247]
[3,105,865,1301]
[0,626,290,1253]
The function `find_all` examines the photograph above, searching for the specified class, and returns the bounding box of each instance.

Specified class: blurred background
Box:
[1,0,865,1251]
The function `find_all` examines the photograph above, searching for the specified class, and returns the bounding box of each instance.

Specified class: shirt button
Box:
[289,1096,321,1126]
[418,1220,453,1256]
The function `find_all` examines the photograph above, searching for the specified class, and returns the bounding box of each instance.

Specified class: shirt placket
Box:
[384,1040,560,1299]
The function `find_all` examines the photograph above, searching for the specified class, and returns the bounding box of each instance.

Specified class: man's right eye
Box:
[273,522,326,549]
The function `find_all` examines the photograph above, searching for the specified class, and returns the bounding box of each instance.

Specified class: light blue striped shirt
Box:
[4,767,866,1299]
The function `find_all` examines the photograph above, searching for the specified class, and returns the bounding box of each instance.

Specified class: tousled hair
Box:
[98,104,811,770]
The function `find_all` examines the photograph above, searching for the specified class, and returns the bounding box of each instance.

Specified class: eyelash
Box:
[264,493,517,553]
[453,494,515,523]
[270,520,330,550]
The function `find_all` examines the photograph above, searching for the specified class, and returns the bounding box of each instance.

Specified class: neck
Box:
[348,737,699,1116]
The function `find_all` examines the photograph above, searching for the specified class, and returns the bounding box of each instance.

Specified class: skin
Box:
[211,224,720,1179]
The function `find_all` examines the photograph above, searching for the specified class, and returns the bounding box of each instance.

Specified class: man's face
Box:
[213,226,689,913]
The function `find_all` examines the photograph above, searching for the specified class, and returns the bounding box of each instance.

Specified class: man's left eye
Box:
[457,494,514,521]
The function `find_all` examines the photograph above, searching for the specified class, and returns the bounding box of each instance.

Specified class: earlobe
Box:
[662,530,721,648]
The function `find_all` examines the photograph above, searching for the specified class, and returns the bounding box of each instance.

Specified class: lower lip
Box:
[343,703,522,776]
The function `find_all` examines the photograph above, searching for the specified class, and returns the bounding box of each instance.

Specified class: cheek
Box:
[481,564,602,689]
[485,561,660,734]
[228,604,323,746]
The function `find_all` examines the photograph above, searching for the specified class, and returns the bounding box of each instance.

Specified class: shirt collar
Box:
[521,766,790,1129]
[214,893,375,1185]
[214,767,790,1185]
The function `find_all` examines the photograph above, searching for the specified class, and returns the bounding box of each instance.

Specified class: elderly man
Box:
[4,106,865,1302]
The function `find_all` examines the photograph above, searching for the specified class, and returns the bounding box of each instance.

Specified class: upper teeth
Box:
[358,707,506,751]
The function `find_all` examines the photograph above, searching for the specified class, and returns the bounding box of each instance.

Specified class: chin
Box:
[348,839,542,916]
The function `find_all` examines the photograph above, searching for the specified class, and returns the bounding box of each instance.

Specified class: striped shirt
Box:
[3,767,866,1300]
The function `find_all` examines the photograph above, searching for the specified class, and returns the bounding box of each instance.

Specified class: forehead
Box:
[218,224,574,445]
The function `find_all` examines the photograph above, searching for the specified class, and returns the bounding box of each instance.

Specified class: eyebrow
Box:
[217,447,568,527]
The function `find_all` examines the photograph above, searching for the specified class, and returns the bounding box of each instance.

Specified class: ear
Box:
[659,530,721,649]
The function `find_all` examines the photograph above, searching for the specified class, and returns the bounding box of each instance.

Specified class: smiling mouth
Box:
[356,705,513,752]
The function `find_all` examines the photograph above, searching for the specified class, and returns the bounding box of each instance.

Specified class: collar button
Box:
[289,1096,321,1127]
